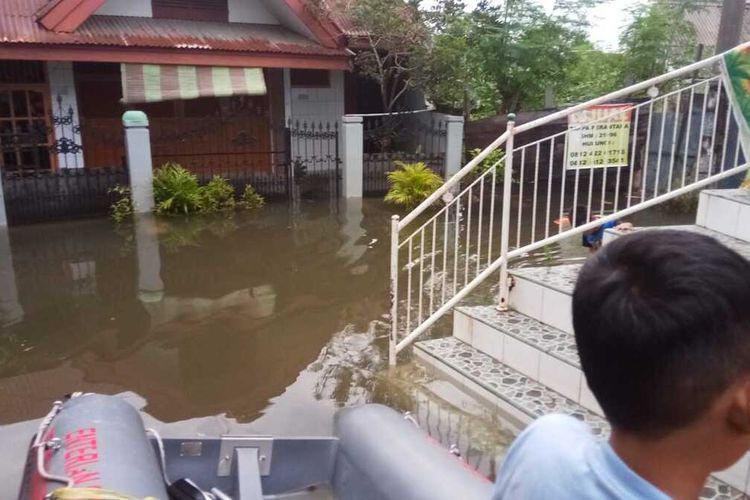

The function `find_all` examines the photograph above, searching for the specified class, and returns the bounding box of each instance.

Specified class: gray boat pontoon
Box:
[17,393,492,500]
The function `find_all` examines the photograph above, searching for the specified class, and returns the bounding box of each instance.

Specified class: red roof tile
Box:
[0,0,348,58]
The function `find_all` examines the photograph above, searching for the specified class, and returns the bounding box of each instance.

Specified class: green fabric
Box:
[244,68,267,95]
[177,66,199,100]
[142,64,162,103]
[211,67,233,97]
[723,46,750,157]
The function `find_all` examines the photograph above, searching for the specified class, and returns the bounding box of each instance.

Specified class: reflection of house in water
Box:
[0,199,391,423]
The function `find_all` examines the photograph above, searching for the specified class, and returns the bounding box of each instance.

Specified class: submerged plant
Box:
[109,185,133,223]
[384,161,444,210]
[202,176,236,211]
[153,163,203,215]
[238,184,265,210]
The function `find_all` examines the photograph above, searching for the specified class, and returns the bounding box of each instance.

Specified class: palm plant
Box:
[153,163,203,215]
[385,161,444,209]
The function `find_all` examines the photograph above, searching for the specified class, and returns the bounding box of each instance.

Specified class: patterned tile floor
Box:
[509,263,581,295]
[416,337,746,499]
[458,305,580,367]
[606,225,750,261]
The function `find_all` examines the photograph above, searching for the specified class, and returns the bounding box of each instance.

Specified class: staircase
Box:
[414,189,750,496]
[389,42,750,498]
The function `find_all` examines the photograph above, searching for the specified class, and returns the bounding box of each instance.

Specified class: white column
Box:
[47,61,84,169]
[134,213,164,304]
[444,115,465,179]
[283,68,292,123]
[341,115,363,198]
[0,228,23,327]
[122,111,154,213]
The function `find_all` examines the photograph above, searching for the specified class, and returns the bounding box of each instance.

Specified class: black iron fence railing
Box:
[2,168,129,224]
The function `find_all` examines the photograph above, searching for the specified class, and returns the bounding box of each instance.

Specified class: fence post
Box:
[0,172,6,227]
[122,111,154,213]
[0,227,23,327]
[443,115,465,179]
[341,115,363,198]
[498,114,516,311]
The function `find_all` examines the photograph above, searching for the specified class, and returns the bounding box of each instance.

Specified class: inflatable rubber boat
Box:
[18,393,492,500]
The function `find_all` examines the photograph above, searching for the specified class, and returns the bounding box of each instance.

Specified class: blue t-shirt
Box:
[492,414,669,499]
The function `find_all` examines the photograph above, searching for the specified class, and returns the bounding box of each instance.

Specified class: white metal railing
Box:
[389,42,750,365]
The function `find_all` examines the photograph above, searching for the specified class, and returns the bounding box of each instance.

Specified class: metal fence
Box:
[363,152,446,195]
[389,44,750,364]
[2,168,129,224]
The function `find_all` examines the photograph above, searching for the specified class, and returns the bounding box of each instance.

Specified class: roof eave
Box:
[0,43,353,70]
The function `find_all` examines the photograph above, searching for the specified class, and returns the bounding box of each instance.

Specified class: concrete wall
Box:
[288,70,345,123]
[47,62,85,168]
[95,0,153,17]
[229,0,278,24]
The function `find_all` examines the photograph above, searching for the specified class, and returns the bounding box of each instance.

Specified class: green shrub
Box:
[468,147,505,180]
[742,169,750,190]
[153,163,203,215]
[202,176,236,211]
[109,185,133,223]
[238,184,265,210]
[384,161,444,209]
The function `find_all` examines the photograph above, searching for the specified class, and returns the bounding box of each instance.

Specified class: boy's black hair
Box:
[573,230,750,436]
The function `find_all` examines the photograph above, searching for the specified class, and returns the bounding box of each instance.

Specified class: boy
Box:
[493,230,750,499]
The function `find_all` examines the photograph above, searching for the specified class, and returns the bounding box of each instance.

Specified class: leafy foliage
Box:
[385,161,444,209]
[619,0,696,83]
[468,147,505,179]
[238,185,266,210]
[153,163,204,215]
[201,176,236,211]
[348,0,429,113]
[109,185,133,223]
[741,169,750,190]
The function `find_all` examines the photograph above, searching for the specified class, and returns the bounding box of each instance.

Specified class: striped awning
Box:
[121,64,267,104]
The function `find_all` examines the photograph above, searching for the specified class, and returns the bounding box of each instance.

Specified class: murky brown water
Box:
[0,197,690,484]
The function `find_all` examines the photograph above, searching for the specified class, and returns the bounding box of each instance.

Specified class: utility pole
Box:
[716,0,744,52]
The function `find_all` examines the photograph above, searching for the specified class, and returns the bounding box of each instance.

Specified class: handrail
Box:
[394,162,749,352]
[397,130,509,230]
[389,40,750,366]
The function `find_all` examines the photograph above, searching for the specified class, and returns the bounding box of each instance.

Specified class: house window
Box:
[290,70,330,88]
[152,0,228,22]
[0,62,52,172]
[0,87,52,171]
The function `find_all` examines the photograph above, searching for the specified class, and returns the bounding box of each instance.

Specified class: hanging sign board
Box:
[565,104,633,169]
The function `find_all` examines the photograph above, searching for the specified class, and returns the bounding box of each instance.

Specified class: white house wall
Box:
[289,70,345,123]
[229,0,278,24]
[95,0,153,17]
[47,62,85,169]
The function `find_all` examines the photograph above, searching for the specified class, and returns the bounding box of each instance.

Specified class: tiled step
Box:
[453,305,598,414]
[508,263,579,334]
[604,224,750,261]
[696,189,750,243]
[415,337,748,499]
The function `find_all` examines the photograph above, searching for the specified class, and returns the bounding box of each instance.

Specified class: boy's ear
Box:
[726,381,750,434]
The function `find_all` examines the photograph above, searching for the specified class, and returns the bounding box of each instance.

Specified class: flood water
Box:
[0,197,691,487]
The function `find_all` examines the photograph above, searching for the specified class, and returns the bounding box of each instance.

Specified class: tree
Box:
[347,0,430,113]
[470,0,590,114]
[556,42,625,105]
[619,0,696,82]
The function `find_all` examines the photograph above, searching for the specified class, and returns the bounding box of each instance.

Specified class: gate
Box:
[362,114,446,196]
[150,116,341,201]
[1,96,127,225]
